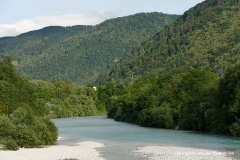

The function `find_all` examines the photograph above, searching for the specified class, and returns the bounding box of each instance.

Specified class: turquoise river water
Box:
[53,116,240,160]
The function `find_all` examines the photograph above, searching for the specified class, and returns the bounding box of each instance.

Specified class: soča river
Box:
[53,116,240,160]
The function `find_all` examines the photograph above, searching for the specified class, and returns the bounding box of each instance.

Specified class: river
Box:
[53,116,240,160]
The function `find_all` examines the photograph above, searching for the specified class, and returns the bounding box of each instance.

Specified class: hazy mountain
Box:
[0,12,179,84]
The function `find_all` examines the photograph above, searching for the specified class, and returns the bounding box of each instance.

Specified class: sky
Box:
[0,0,205,37]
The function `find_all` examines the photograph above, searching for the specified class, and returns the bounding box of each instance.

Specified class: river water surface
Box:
[53,116,240,160]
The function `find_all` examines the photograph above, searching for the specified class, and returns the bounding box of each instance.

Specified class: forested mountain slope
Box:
[0,13,179,84]
[96,0,240,85]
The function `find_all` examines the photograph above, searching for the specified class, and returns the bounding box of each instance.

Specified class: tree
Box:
[177,70,219,131]
[218,64,240,136]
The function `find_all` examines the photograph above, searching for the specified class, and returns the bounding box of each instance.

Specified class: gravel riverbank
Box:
[0,141,105,160]
[134,145,234,160]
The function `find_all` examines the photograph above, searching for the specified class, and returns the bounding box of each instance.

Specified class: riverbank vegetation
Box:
[0,56,57,150]
[0,56,104,150]
[99,66,240,137]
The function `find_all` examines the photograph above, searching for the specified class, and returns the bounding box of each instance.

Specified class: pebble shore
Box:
[0,141,236,160]
[0,141,105,160]
[134,145,234,160]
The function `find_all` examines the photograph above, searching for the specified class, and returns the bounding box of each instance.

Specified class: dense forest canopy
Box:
[98,66,240,137]
[96,0,240,85]
[0,13,179,85]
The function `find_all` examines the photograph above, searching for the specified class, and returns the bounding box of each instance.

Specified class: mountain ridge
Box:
[0,12,179,84]
[96,0,240,85]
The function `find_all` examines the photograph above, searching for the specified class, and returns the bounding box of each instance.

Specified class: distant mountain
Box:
[0,12,179,84]
[96,0,240,85]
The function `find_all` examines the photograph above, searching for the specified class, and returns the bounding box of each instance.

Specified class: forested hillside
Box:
[0,13,179,84]
[0,56,103,150]
[96,0,240,85]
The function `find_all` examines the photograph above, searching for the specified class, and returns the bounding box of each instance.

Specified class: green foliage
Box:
[1,139,19,151]
[0,115,16,139]
[96,0,240,85]
[230,119,240,137]
[0,56,58,149]
[31,80,101,118]
[0,56,100,150]
[0,13,179,85]
[95,0,240,137]
[177,70,220,131]
[140,103,174,128]
[15,124,39,148]
[102,70,230,133]
[10,107,34,125]
[102,65,240,137]
[217,64,240,136]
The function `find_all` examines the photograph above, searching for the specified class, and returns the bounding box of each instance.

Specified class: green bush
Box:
[0,115,16,139]
[230,119,240,137]
[3,139,19,151]
[15,124,39,148]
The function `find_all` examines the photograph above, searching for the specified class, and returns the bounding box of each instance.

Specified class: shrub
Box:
[0,139,19,151]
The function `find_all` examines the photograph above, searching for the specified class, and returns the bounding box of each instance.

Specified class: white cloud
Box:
[0,20,41,37]
[0,11,120,37]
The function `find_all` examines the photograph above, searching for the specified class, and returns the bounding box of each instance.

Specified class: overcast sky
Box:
[0,0,205,37]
